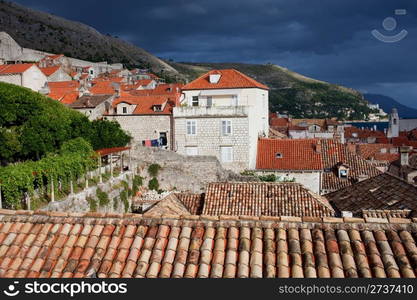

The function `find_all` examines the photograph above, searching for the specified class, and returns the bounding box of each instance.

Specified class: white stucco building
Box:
[173,69,269,172]
[0,63,47,92]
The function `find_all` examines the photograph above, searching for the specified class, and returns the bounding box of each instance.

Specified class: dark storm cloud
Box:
[12,0,417,108]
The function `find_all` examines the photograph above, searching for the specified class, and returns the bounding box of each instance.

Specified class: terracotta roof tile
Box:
[0,210,416,278]
[326,173,417,217]
[202,182,335,217]
[0,63,34,75]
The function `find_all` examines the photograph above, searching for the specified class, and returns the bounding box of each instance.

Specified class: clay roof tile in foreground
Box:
[0,209,416,278]
[182,69,269,90]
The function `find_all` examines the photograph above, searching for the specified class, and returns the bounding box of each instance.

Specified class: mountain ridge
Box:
[364,93,417,119]
[1,1,374,120]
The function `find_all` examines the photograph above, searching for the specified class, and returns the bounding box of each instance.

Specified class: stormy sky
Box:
[12,0,417,108]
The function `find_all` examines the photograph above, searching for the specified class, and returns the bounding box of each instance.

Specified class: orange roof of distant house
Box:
[182,69,269,90]
[39,66,61,77]
[345,126,385,139]
[256,139,323,170]
[356,143,399,162]
[129,83,183,97]
[113,95,178,115]
[270,117,290,127]
[47,81,80,104]
[46,54,64,60]
[89,81,117,95]
[0,63,35,75]
[60,92,79,104]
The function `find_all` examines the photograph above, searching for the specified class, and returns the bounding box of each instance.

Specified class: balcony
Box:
[173,105,249,118]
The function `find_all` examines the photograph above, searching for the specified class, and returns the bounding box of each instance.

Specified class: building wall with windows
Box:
[174,87,269,171]
[174,115,250,172]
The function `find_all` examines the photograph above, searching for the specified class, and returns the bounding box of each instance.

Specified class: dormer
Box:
[209,73,221,84]
[337,163,349,179]
[153,104,163,112]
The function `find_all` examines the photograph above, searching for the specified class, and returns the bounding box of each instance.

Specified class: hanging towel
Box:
[151,139,159,147]
[145,140,152,147]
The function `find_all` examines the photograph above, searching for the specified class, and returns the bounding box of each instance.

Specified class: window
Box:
[186,146,198,156]
[123,107,127,114]
[232,95,238,106]
[221,120,232,136]
[192,96,199,107]
[186,120,197,135]
[153,105,162,112]
[220,146,233,163]
[275,153,283,159]
[207,96,213,107]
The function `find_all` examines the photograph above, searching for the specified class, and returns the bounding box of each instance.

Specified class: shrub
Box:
[258,174,277,182]
[87,197,97,212]
[148,164,161,177]
[148,178,159,191]
[96,187,109,207]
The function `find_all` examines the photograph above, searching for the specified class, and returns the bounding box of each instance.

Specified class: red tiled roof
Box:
[0,209,416,278]
[202,182,335,217]
[175,193,205,215]
[326,173,417,217]
[96,146,130,156]
[0,63,34,75]
[270,117,290,127]
[256,139,323,170]
[182,69,269,90]
[89,81,117,95]
[257,139,381,193]
[39,66,60,77]
[47,81,80,104]
[114,95,177,115]
[356,144,397,161]
[345,126,385,139]
[320,140,381,192]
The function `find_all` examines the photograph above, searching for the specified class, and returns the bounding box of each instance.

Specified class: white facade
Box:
[47,68,72,82]
[255,170,321,194]
[0,65,47,92]
[174,87,269,172]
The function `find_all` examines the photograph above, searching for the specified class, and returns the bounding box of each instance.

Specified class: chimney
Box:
[400,146,412,166]
[346,143,356,154]
[315,140,322,154]
[358,174,369,182]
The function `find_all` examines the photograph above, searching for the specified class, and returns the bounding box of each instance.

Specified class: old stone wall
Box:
[42,172,134,214]
[132,146,258,193]
[109,114,172,148]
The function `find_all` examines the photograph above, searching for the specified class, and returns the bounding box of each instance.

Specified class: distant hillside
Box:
[364,94,417,119]
[0,1,178,75]
[173,62,373,120]
[0,1,374,120]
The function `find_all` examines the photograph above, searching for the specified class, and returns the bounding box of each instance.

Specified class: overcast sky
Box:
[13,0,417,108]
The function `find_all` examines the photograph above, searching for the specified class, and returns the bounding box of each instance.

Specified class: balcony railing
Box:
[173,105,249,118]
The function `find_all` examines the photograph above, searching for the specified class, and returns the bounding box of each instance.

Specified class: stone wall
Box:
[109,114,172,149]
[132,146,258,193]
[42,172,134,214]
